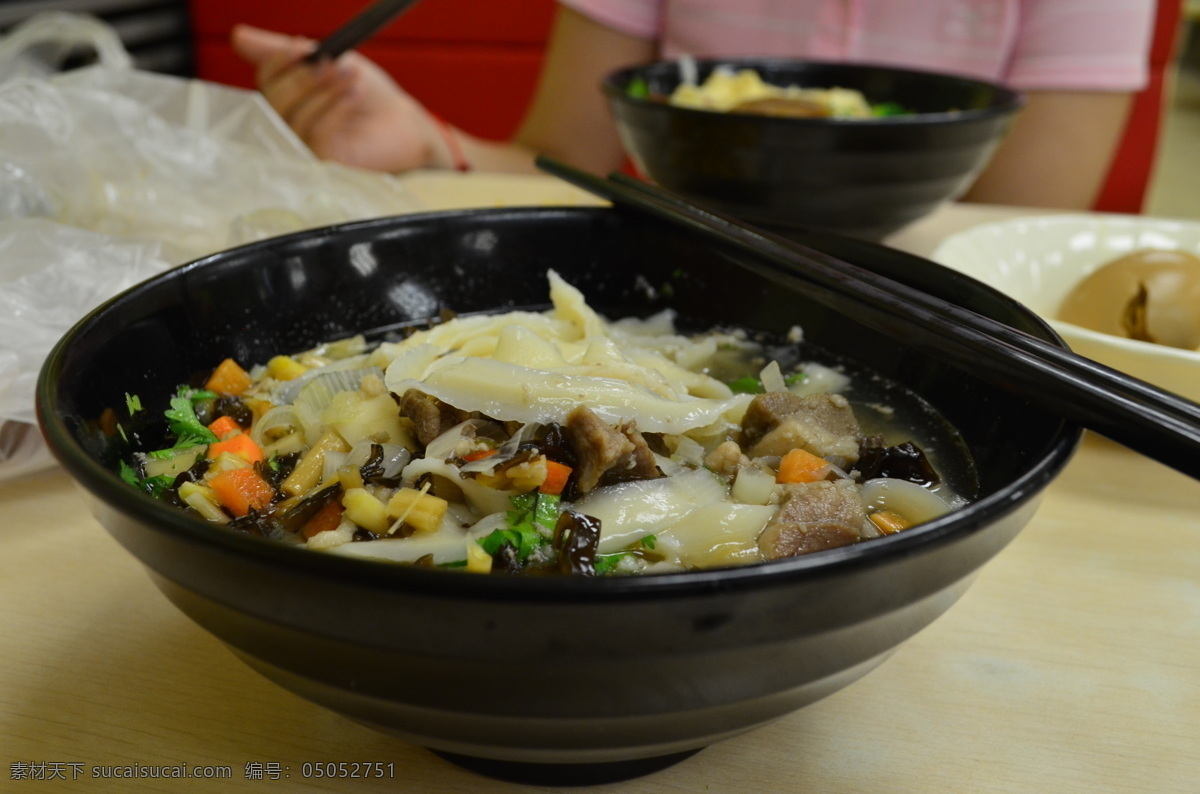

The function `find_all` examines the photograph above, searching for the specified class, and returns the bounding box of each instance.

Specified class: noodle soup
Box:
[116,272,971,575]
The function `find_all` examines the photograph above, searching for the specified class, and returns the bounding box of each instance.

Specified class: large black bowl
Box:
[604,59,1023,239]
[37,207,1077,785]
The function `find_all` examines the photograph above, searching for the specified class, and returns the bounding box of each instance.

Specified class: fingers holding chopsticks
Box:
[231,23,389,167]
[231,24,357,129]
[230,23,458,173]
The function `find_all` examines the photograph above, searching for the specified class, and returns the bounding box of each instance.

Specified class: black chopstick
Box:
[535,156,1200,481]
[304,0,423,63]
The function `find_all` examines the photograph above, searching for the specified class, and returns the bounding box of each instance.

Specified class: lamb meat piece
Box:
[398,389,469,447]
[565,407,633,493]
[750,415,861,466]
[732,97,831,118]
[740,391,811,444]
[565,407,661,493]
[758,479,867,560]
[616,420,662,481]
[742,392,861,466]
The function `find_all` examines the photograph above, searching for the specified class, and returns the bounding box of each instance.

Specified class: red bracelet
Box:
[431,113,470,172]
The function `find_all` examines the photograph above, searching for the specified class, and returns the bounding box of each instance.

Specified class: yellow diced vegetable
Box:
[338,465,365,492]
[266,355,309,381]
[385,487,449,535]
[242,397,273,423]
[476,455,548,493]
[178,481,229,523]
[141,447,202,481]
[466,541,493,574]
[342,487,391,535]
[210,450,252,473]
[281,430,349,497]
[263,431,306,459]
[506,456,549,493]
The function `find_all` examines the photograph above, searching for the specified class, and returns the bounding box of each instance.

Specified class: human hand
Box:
[230,24,446,173]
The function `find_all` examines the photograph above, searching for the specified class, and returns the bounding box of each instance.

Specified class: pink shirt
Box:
[558,0,1155,91]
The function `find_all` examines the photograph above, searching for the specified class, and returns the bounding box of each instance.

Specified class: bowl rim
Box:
[35,206,1079,602]
[932,212,1200,363]
[602,56,1025,126]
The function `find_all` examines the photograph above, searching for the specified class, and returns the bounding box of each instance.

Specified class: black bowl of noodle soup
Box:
[37,206,1079,785]
[604,58,1023,240]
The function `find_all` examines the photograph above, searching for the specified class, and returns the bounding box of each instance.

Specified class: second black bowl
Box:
[604,59,1023,239]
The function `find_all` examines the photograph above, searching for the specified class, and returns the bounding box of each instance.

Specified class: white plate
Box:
[932,214,1200,403]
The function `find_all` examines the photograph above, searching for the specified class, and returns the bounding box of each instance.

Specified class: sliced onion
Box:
[290,366,384,444]
[669,435,706,467]
[424,420,477,462]
[274,359,376,404]
[760,360,786,393]
[321,449,349,484]
[860,478,952,525]
[292,398,323,447]
[250,404,300,446]
[459,422,539,473]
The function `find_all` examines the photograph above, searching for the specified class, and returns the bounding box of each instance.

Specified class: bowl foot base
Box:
[429,747,704,785]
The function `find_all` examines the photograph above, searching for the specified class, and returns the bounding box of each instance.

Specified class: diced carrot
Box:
[301,499,345,539]
[207,415,242,440]
[208,432,265,464]
[776,448,830,484]
[539,460,573,495]
[869,510,911,535]
[204,358,254,396]
[98,407,119,437]
[209,466,275,517]
[463,448,498,463]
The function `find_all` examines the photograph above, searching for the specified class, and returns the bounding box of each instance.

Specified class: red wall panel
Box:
[190,0,556,140]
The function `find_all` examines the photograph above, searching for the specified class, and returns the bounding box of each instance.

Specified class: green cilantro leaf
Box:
[118,459,175,498]
[164,389,218,450]
[627,76,650,99]
[118,459,140,488]
[729,376,762,394]
[871,101,910,117]
[478,492,563,563]
[532,493,561,531]
[478,526,544,562]
[594,554,624,575]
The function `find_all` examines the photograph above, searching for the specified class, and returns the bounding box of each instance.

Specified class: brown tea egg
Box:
[1058,249,1200,350]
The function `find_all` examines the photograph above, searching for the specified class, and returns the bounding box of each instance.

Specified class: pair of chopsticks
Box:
[535,156,1200,481]
[304,0,423,63]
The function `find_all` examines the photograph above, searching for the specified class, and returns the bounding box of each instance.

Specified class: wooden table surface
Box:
[3,174,1198,793]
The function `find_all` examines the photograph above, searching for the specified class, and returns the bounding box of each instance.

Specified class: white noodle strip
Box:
[388,356,751,434]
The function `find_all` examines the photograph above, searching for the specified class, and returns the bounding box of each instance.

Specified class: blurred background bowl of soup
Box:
[603,58,1023,240]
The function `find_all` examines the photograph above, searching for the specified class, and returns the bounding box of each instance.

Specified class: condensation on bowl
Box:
[932,214,1200,403]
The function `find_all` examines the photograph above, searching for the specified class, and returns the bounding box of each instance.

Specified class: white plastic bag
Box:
[0,12,426,480]
[0,11,132,79]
